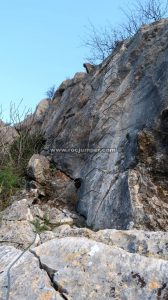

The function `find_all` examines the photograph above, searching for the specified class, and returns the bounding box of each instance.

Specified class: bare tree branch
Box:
[83,0,168,64]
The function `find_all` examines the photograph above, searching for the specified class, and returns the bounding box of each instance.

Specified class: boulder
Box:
[46,206,85,227]
[0,194,85,249]
[27,154,49,184]
[49,169,77,204]
[83,63,95,73]
[0,199,39,249]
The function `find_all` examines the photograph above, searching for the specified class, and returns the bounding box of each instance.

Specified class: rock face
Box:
[0,121,18,156]
[34,98,49,122]
[41,19,168,230]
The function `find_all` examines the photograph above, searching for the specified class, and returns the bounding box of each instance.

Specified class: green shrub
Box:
[31,218,49,233]
[0,164,21,192]
[0,131,45,211]
[0,101,46,211]
[0,163,21,210]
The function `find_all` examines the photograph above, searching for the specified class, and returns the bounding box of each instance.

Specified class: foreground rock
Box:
[33,237,168,300]
[0,246,62,300]
[0,230,167,300]
[0,197,85,249]
[0,199,38,249]
[41,19,168,230]
[0,210,168,300]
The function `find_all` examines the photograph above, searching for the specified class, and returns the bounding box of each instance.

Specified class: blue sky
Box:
[0,0,163,120]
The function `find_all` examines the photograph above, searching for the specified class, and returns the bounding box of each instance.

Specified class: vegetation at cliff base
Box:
[0,104,45,210]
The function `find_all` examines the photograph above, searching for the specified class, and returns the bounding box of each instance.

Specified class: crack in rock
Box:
[30,249,69,300]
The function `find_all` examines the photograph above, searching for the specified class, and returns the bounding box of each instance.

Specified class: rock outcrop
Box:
[0,120,18,152]
[41,19,168,231]
[0,19,168,300]
[34,98,50,122]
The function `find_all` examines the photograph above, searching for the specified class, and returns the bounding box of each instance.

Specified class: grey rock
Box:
[0,199,33,222]
[47,207,74,226]
[57,78,73,94]
[0,246,62,299]
[52,227,168,260]
[0,199,39,249]
[34,98,49,122]
[0,193,84,249]
[33,236,168,300]
[0,220,39,249]
[42,205,85,228]
[74,72,86,82]
[83,63,95,73]
[27,180,46,198]
[40,230,57,244]
[27,154,50,184]
[41,19,168,230]
[48,169,77,204]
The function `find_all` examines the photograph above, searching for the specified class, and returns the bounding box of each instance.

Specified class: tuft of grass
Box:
[49,161,57,171]
[43,213,50,226]
[31,219,48,233]
[31,217,50,234]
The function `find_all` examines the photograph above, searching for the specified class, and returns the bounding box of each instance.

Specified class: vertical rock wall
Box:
[42,19,168,230]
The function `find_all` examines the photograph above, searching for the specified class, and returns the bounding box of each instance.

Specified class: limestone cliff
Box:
[41,19,168,231]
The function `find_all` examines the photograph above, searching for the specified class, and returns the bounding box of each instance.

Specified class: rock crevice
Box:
[30,249,69,300]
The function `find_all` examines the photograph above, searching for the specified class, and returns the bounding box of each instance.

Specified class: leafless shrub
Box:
[84,22,124,63]
[0,102,45,174]
[84,0,168,63]
[121,0,168,36]
[46,85,56,99]
[135,0,168,22]
[9,102,45,169]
